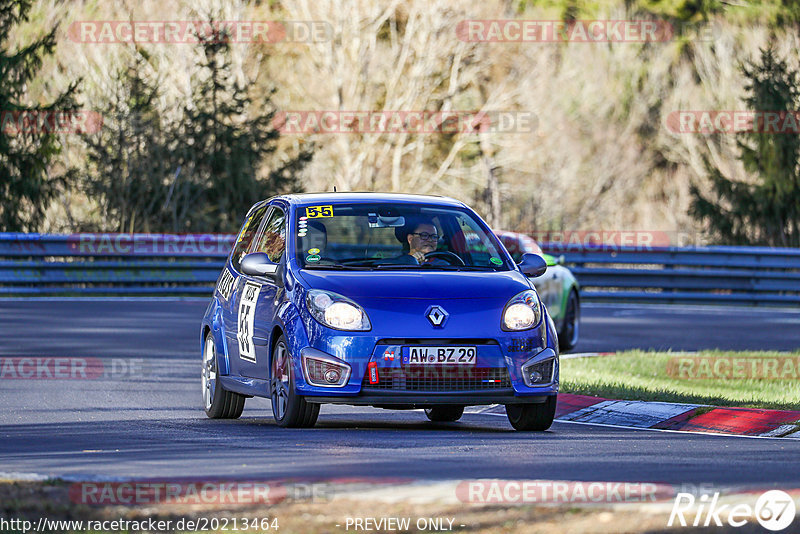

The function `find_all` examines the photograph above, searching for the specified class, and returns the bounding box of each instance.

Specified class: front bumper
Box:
[304,392,551,407]
[293,332,559,402]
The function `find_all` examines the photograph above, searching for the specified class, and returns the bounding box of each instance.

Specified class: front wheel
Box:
[424,405,464,422]
[202,334,245,419]
[506,395,557,431]
[271,336,319,428]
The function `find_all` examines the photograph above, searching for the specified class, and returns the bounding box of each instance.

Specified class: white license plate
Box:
[407,346,477,365]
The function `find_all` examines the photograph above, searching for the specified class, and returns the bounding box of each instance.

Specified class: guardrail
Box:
[0,233,231,296]
[1,233,798,305]
[540,243,800,305]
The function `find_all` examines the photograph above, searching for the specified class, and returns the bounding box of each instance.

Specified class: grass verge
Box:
[561,350,800,410]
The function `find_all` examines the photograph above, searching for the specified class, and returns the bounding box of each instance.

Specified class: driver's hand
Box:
[410,251,426,264]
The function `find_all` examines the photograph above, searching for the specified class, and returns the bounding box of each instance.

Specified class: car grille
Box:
[362,366,511,392]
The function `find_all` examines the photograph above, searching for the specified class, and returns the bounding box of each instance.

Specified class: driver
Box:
[406,221,439,263]
[391,218,442,265]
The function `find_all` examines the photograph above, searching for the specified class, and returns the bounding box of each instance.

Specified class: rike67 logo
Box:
[669,490,796,531]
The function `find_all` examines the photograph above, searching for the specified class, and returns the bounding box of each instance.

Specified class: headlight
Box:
[306,289,371,331]
[502,290,541,331]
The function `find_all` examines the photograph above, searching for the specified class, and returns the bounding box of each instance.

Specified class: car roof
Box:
[273,192,468,208]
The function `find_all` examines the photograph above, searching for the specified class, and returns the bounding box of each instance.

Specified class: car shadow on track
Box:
[229,414,524,434]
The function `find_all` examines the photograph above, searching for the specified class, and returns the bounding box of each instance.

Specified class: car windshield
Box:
[294,203,512,271]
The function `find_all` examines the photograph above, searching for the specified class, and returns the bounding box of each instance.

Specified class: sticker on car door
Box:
[237,281,261,362]
[216,268,236,302]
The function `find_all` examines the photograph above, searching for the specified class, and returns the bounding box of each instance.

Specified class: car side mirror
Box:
[518,253,547,277]
[240,252,278,279]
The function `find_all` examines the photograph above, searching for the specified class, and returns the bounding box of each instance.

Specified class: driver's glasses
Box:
[410,232,439,241]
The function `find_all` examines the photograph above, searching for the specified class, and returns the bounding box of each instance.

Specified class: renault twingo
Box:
[201,193,559,430]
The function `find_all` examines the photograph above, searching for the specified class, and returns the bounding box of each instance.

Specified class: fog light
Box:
[528,370,543,383]
[521,348,557,387]
[324,369,341,383]
[301,348,351,388]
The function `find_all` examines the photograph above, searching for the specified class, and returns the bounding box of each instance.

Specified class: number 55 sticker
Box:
[237,282,261,362]
[306,205,333,218]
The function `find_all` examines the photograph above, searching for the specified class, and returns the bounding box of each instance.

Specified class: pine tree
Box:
[83,27,312,233]
[690,46,800,247]
[0,0,79,231]
[83,50,178,233]
[179,28,312,232]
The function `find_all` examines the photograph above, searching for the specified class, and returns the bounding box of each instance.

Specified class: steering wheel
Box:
[424,251,466,266]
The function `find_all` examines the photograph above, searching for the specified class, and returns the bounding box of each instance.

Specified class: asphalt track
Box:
[1,300,800,487]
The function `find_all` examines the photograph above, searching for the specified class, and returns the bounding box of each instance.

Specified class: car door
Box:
[236,203,288,380]
[223,203,269,378]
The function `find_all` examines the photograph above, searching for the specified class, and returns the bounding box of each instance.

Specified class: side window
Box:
[253,206,286,263]
[456,214,503,266]
[505,240,524,263]
[231,204,269,271]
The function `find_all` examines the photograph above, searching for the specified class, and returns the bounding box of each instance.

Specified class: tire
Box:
[424,405,464,422]
[202,333,245,419]
[558,289,579,353]
[506,395,557,431]
[271,336,320,428]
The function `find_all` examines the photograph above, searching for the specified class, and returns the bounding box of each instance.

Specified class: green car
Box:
[495,231,580,352]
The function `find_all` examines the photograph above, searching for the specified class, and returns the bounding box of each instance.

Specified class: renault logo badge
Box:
[425,305,448,328]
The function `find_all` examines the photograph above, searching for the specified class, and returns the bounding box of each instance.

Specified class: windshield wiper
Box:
[372,263,429,270]
[449,265,499,271]
[302,264,364,270]
[435,265,499,271]
[373,264,498,271]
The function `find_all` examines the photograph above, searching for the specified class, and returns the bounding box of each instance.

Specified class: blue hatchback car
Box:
[201,193,559,430]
